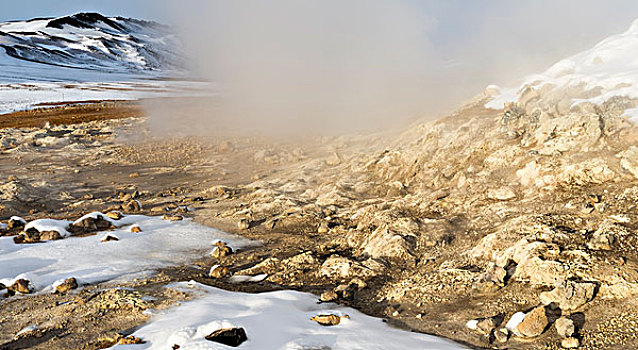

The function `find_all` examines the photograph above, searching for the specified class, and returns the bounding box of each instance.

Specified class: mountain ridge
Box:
[0,12,184,74]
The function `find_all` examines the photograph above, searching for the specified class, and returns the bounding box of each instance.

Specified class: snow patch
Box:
[0,215,253,292]
[110,281,467,350]
[484,17,638,120]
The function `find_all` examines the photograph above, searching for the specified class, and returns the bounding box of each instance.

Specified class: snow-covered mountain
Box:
[0,12,184,74]
[486,18,638,121]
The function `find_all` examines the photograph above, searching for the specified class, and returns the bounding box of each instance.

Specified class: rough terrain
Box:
[3,94,638,349]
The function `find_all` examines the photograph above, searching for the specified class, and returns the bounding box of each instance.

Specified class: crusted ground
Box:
[2,97,638,349]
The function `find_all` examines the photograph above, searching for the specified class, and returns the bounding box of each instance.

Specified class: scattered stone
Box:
[539,281,597,311]
[516,306,548,338]
[9,279,31,294]
[310,314,349,326]
[237,218,250,230]
[102,234,119,242]
[119,335,146,345]
[317,222,330,233]
[162,214,183,221]
[55,277,78,293]
[561,337,580,348]
[205,327,247,347]
[130,225,142,233]
[555,316,575,338]
[129,172,140,178]
[494,328,509,343]
[124,199,142,212]
[320,290,338,302]
[209,265,231,279]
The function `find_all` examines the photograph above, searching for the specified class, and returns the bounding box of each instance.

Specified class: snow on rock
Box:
[505,311,526,336]
[110,281,467,350]
[0,215,253,292]
[485,17,638,120]
[24,219,73,237]
[228,274,268,283]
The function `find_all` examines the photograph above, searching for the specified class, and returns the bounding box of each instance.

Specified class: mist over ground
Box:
[148,0,638,136]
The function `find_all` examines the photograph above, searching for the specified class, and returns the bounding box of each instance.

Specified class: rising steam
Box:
[148,0,638,136]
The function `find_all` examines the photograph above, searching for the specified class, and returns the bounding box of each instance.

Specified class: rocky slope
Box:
[193,19,638,349]
[0,12,184,73]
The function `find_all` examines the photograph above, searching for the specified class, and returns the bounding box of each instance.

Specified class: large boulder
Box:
[319,255,383,281]
[516,306,548,338]
[539,281,597,310]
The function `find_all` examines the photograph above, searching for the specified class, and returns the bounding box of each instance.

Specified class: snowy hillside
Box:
[486,18,638,120]
[0,12,184,74]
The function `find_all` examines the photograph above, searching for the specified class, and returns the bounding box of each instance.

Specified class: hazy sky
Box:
[4,1,638,131]
[4,1,638,88]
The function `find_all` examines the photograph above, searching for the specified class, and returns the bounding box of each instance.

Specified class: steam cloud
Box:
[149,0,638,136]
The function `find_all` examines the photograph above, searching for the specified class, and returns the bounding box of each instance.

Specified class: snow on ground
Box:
[0,215,252,293]
[111,281,467,350]
[485,17,638,117]
[0,36,213,115]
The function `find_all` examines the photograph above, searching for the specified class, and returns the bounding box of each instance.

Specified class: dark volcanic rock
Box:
[205,328,247,347]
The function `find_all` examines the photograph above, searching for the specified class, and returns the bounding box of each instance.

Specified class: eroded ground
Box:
[3,97,638,349]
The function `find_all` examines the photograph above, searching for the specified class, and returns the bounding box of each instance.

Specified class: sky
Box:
[4,1,638,132]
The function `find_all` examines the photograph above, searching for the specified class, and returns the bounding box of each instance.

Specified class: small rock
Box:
[9,279,31,294]
[101,234,119,242]
[7,216,26,230]
[16,230,41,243]
[320,290,338,302]
[40,230,62,241]
[205,327,247,347]
[163,214,183,221]
[106,211,123,220]
[209,265,231,279]
[55,277,78,293]
[310,314,349,326]
[237,218,250,230]
[555,316,575,338]
[488,187,517,201]
[485,264,507,285]
[211,242,233,258]
[119,335,145,345]
[317,222,330,233]
[494,327,509,343]
[516,306,548,338]
[561,337,580,348]
[476,317,499,335]
[69,214,113,234]
[130,225,142,233]
[124,200,142,212]
[129,172,140,178]
[334,284,356,300]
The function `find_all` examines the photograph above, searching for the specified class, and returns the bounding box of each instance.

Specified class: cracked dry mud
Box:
[3,95,638,349]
